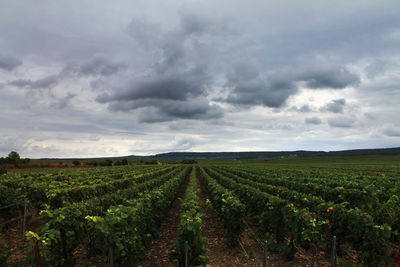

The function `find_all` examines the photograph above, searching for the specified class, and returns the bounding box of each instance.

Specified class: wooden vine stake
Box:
[397,242,400,267]
[330,236,336,267]
[184,240,189,267]
[22,199,27,237]
[108,238,114,267]
[34,238,41,265]
[263,240,268,267]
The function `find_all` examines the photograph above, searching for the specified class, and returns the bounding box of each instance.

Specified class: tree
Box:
[72,160,80,166]
[7,151,20,164]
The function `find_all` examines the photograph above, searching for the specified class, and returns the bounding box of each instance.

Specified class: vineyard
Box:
[0,156,399,266]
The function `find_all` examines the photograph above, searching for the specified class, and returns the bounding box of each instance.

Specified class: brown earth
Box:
[0,206,41,265]
[137,174,191,267]
[196,171,330,267]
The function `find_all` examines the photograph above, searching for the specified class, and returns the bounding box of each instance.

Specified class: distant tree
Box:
[86,161,98,166]
[114,159,128,166]
[144,160,158,165]
[72,160,80,166]
[7,151,20,164]
[0,166,6,175]
[181,159,198,164]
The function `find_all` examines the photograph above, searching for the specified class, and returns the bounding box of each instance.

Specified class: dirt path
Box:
[0,207,41,265]
[197,173,265,266]
[138,174,191,267]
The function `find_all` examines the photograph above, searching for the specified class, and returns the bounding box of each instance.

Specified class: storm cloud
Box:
[299,67,359,89]
[97,67,209,103]
[224,65,358,108]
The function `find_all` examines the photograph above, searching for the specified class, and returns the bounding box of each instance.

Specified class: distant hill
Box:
[40,147,400,161]
[146,147,400,160]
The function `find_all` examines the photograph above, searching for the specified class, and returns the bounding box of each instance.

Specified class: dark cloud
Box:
[8,79,32,88]
[0,55,22,71]
[224,64,359,108]
[328,117,355,128]
[384,127,400,137]
[31,75,59,89]
[107,98,222,123]
[225,65,297,108]
[50,93,76,109]
[305,117,322,125]
[8,55,124,93]
[323,98,346,113]
[300,67,360,89]
[90,78,105,89]
[97,66,209,103]
[96,14,224,123]
[95,62,221,122]
[61,56,126,78]
[8,75,59,89]
[79,56,125,76]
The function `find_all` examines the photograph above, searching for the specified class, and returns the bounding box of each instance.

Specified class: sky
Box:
[1,0,400,158]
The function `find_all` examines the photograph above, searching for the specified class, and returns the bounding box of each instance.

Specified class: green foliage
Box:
[140,159,159,165]
[208,165,397,264]
[175,168,208,266]
[114,159,129,166]
[36,166,189,265]
[8,151,20,162]
[0,166,6,175]
[0,184,24,219]
[85,167,190,265]
[198,167,245,246]
[1,157,399,265]
[0,151,29,165]
[181,159,198,164]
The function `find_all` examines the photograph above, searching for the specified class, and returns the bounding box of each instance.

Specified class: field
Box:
[1,156,399,266]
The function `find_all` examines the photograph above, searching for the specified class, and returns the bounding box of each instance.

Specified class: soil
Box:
[197,174,259,267]
[137,174,191,267]
[196,171,330,267]
[0,206,41,265]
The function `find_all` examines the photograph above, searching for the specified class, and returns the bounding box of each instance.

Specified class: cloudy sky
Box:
[1,0,400,158]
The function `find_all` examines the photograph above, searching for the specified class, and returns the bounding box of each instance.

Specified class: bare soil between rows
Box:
[137,173,191,266]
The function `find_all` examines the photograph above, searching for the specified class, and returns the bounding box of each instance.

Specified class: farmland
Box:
[1,156,399,266]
